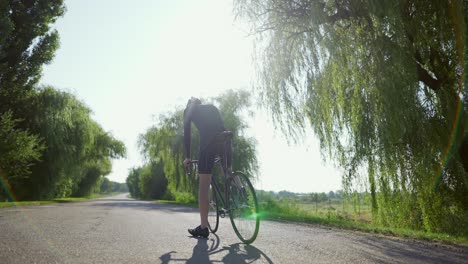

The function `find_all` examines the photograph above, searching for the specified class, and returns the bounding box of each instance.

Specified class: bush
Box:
[174,192,196,204]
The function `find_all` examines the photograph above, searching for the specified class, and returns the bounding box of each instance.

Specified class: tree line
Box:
[235,0,468,236]
[126,90,258,202]
[0,1,126,201]
[100,179,128,194]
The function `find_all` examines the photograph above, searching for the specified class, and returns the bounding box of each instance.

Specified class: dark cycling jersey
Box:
[184,104,225,158]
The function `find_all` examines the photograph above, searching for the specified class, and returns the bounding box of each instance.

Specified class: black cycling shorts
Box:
[198,140,232,174]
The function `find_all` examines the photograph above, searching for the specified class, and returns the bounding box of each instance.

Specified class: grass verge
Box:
[0,192,122,208]
[0,201,56,208]
[262,210,468,246]
[152,199,198,208]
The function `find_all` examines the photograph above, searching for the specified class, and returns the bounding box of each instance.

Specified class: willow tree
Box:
[214,90,258,177]
[14,87,126,200]
[139,110,194,198]
[0,0,65,198]
[236,0,468,234]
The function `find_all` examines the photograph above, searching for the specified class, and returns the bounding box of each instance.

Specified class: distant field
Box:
[296,201,372,223]
[257,196,373,225]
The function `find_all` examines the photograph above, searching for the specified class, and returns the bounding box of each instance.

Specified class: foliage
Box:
[139,109,195,196]
[213,90,259,177]
[127,168,142,199]
[139,162,168,200]
[236,0,468,236]
[173,191,196,204]
[0,111,44,200]
[0,0,65,117]
[0,0,66,200]
[100,177,112,193]
[126,162,168,200]
[11,87,126,200]
[0,1,126,200]
[100,178,128,193]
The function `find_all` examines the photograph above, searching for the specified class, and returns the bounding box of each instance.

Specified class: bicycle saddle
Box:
[215,131,233,142]
[221,130,233,138]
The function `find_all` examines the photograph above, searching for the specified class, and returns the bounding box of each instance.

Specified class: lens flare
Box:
[0,174,17,203]
[433,98,463,191]
[434,4,465,192]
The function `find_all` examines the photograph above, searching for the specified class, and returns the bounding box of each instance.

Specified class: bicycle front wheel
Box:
[228,172,260,244]
[208,181,219,233]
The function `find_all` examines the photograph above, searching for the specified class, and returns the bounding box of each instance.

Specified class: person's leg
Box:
[188,143,215,237]
[198,174,212,229]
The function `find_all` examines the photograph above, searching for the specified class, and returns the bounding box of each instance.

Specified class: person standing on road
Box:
[183,97,231,238]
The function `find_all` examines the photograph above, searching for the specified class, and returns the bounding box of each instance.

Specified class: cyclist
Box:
[183,97,232,238]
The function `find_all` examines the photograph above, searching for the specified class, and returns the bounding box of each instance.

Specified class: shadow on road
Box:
[159,233,274,263]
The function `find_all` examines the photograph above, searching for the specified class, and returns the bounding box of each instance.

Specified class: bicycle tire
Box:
[208,181,219,233]
[228,172,260,244]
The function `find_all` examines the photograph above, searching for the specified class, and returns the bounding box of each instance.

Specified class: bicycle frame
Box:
[211,156,233,217]
[186,155,233,215]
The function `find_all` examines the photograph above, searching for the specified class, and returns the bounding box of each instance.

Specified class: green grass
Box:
[260,200,468,246]
[152,199,198,208]
[0,201,55,208]
[0,192,122,208]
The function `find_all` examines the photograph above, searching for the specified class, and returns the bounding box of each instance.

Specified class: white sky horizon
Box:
[40,0,343,193]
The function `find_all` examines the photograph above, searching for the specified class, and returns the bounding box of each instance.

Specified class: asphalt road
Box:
[0,194,467,263]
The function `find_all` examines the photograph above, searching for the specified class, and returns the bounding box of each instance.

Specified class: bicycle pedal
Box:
[219,209,226,218]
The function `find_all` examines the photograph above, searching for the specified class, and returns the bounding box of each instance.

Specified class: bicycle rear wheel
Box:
[208,182,219,233]
[228,172,260,244]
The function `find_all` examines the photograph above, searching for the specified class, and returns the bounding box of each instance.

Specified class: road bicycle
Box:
[186,131,260,244]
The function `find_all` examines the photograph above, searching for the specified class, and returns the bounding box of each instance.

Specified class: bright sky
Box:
[41,0,343,193]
